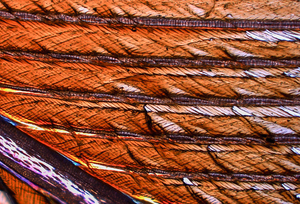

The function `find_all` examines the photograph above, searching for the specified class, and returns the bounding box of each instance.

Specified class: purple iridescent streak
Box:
[0,135,100,204]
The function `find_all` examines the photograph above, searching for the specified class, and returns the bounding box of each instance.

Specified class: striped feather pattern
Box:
[0,56,300,99]
[0,0,300,203]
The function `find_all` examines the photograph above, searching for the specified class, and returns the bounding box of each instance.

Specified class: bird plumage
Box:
[0,0,300,203]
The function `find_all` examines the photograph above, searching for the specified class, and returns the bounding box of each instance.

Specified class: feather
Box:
[0,19,299,59]
[0,0,300,203]
[1,57,300,99]
[16,127,300,175]
[1,92,300,137]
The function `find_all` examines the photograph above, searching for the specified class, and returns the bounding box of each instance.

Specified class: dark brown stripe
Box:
[2,50,300,68]
[2,83,300,107]
[1,10,300,29]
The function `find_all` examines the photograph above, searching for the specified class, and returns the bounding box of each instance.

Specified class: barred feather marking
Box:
[2,92,300,138]
[0,19,300,59]
[1,57,300,99]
